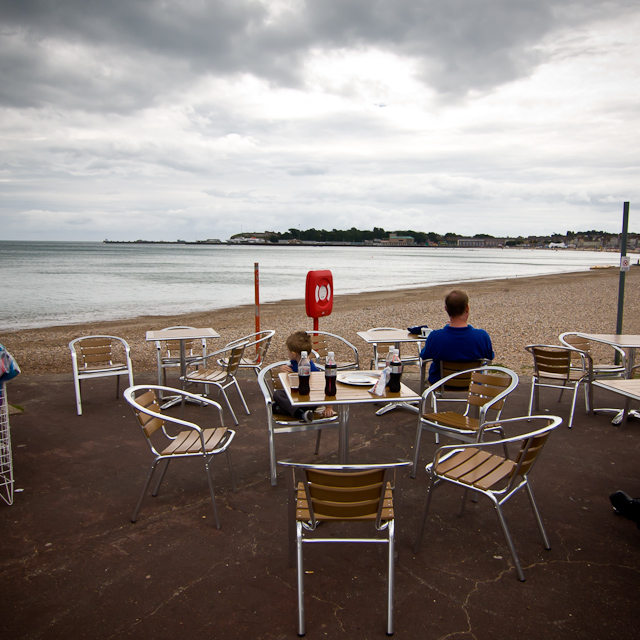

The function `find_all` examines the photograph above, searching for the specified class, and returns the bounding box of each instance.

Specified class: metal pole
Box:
[616,202,629,336]
[254,263,260,358]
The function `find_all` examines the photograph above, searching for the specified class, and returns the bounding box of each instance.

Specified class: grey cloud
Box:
[2,0,637,112]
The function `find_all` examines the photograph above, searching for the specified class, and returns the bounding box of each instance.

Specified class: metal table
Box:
[278,370,420,463]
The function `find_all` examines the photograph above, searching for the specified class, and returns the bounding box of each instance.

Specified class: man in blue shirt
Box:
[420,290,494,384]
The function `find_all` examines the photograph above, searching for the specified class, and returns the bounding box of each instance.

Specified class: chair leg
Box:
[116,375,120,398]
[296,521,306,637]
[314,430,322,455]
[233,379,251,415]
[525,482,551,549]
[152,459,171,496]
[411,423,424,478]
[219,388,239,425]
[203,456,221,529]
[74,377,83,416]
[387,520,395,636]
[225,449,237,492]
[493,501,525,581]
[568,382,580,429]
[269,423,278,487]
[414,474,436,553]
[132,461,159,522]
[528,380,536,416]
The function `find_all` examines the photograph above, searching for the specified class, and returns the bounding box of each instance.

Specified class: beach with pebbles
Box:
[2,267,639,378]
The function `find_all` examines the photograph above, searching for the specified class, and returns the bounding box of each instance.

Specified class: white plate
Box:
[337,372,380,386]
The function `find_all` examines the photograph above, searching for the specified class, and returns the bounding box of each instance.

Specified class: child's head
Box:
[286,331,312,358]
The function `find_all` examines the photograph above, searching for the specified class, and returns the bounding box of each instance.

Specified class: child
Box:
[273,331,336,422]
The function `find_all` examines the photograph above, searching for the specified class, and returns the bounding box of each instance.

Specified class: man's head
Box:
[444,290,469,319]
[286,331,312,357]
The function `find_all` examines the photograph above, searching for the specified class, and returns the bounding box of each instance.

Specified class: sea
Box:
[1,241,622,331]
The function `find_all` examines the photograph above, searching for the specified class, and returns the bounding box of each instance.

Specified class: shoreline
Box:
[2,268,638,377]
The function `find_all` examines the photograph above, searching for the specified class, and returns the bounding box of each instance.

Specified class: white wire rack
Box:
[0,383,14,506]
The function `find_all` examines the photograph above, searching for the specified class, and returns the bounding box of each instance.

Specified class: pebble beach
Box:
[2,267,639,377]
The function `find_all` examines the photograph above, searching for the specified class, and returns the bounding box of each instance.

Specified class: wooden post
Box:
[254,263,260,359]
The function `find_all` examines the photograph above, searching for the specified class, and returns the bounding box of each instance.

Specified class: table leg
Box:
[338,405,349,464]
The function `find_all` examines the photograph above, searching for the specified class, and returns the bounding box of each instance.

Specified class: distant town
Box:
[105,227,640,251]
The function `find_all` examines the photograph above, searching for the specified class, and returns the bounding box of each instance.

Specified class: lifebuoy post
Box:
[305,270,333,332]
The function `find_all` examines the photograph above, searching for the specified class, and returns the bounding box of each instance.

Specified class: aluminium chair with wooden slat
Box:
[217,330,275,377]
[182,343,250,425]
[411,365,518,477]
[525,344,588,429]
[124,385,236,529]
[414,415,562,581]
[306,330,359,371]
[278,460,413,636]
[258,361,338,486]
[559,332,627,412]
[69,335,134,416]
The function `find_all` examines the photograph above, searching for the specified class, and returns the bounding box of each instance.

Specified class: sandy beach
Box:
[2,267,638,376]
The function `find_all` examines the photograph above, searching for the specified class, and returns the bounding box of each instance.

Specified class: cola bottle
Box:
[298,351,311,395]
[388,350,403,393]
[324,351,337,396]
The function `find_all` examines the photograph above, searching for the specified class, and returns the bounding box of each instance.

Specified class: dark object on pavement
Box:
[609,490,640,528]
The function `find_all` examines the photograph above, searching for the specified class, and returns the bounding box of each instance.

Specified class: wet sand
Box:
[2,267,638,376]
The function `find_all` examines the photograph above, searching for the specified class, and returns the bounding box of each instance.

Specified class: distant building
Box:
[457,237,507,248]
[382,233,415,246]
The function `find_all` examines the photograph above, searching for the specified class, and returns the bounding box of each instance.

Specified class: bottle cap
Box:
[301,351,307,357]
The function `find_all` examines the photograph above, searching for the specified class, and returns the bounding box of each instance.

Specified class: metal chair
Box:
[154,325,208,399]
[526,344,588,429]
[218,330,275,377]
[182,343,250,425]
[412,366,519,477]
[367,327,421,370]
[124,385,236,529]
[414,415,562,581]
[279,460,412,636]
[258,361,338,486]
[306,330,359,371]
[559,332,627,412]
[69,335,134,416]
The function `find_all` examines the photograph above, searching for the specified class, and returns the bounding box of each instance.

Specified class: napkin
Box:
[408,324,429,335]
[369,367,390,396]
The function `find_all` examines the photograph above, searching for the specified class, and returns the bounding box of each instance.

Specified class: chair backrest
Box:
[258,360,295,409]
[130,388,165,439]
[156,326,206,360]
[226,330,275,361]
[223,344,247,378]
[467,369,515,414]
[75,336,116,369]
[255,332,273,362]
[511,430,552,479]
[558,333,591,365]
[439,360,484,392]
[282,461,412,529]
[526,345,572,380]
[307,330,359,369]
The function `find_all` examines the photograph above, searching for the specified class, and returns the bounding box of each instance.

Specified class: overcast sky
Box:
[1,0,639,242]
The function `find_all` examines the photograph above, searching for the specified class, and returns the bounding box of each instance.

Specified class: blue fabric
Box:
[0,344,21,384]
[289,358,320,372]
[420,325,494,384]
